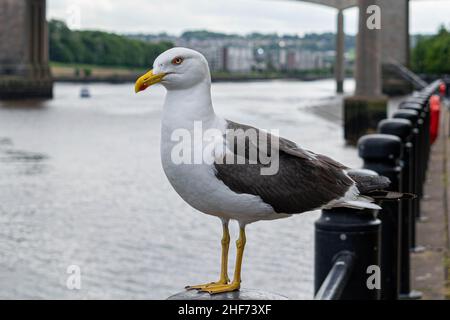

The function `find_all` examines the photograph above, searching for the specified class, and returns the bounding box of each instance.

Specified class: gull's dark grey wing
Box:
[213,120,355,214]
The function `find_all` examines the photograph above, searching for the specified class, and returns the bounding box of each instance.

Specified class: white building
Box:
[176,39,226,72]
[283,49,327,71]
[223,46,254,73]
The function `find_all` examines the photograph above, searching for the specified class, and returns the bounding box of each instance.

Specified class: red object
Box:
[439,83,446,96]
[429,95,441,145]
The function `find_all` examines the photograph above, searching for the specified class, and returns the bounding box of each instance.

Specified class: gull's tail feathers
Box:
[335,195,382,210]
[334,190,416,211]
[345,169,416,207]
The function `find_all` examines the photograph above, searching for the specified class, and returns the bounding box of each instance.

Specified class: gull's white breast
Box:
[159,116,282,224]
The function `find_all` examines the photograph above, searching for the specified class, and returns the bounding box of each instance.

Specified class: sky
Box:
[47,0,450,36]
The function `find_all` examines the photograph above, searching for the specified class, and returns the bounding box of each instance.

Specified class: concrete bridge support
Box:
[354,0,382,97]
[296,0,413,96]
[0,0,53,99]
[379,0,412,95]
[335,9,345,93]
[344,0,388,144]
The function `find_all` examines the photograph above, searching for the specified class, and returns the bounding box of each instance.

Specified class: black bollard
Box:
[403,97,427,105]
[315,203,381,300]
[358,134,403,300]
[402,100,430,176]
[444,77,450,97]
[412,92,429,98]
[377,119,420,299]
[393,110,421,249]
[399,103,426,202]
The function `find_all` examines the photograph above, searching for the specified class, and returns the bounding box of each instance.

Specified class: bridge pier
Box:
[0,0,53,99]
[379,0,412,95]
[344,0,387,145]
[297,0,413,96]
[335,9,345,93]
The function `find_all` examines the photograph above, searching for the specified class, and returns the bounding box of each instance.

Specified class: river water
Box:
[0,79,360,299]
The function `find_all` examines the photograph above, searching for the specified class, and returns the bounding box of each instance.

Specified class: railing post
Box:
[377,119,421,299]
[443,76,450,97]
[358,134,403,300]
[392,110,420,250]
[401,100,430,181]
[315,200,381,300]
[399,103,426,215]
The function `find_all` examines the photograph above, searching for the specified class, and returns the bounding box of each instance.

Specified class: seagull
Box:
[135,47,399,294]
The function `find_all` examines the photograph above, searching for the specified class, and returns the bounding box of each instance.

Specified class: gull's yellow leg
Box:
[186,220,230,290]
[201,226,246,294]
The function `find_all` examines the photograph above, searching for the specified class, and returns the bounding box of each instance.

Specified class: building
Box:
[176,39,226,72]
[296,50,325,70]
[223,46,254,73]
[267,47,328,72]
[132,31,338,74]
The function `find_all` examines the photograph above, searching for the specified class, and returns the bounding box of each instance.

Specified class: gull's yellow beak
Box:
[135,69,166,93]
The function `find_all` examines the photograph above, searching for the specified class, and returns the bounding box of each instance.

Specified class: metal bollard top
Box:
[358,134,402,161]
[402,97,427,106]
[167,289,289,300]
[412,91,429,98]
[412,94,431,102]
[400,101,426,110]
[399,103,426,115]
[393,109,419,125]
[378,119,412,143]
[317,207,381,232]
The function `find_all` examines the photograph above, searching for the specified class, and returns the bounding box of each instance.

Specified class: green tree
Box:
[412,26,450,74]
[48,20,173,68]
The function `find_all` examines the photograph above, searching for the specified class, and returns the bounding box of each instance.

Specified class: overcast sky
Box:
[47,0,450,36]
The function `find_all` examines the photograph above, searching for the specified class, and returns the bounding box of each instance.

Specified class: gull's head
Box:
[135,47,210,93]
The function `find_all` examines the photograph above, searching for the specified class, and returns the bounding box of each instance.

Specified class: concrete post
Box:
[336,9,345,93]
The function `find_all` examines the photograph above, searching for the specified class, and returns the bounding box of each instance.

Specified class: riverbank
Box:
[50,63,334,83]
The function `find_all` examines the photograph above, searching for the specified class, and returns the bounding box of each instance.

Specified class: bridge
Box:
[283,0,412,96]
[303,1,358,94]
[283,0,433,144]
[0,0,440,99]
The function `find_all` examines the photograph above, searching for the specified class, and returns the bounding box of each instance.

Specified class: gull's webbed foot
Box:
[198,281,240,294]
[185,277,230,291]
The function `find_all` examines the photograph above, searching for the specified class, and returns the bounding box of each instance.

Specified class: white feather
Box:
[340,200,381,210]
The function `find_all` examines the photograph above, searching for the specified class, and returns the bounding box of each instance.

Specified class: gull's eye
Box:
[171,57,184,65]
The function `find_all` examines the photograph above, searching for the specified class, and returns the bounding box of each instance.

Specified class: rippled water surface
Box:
[0,79,359,299]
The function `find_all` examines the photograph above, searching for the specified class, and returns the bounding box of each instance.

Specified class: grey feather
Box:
[214,120,354,214]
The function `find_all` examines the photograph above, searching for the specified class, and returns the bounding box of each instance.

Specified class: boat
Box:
[80,87,91,98]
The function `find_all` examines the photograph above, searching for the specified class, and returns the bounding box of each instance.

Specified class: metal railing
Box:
[315,251,354,300]
[314,80,445,300]
[387,61,428,90]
